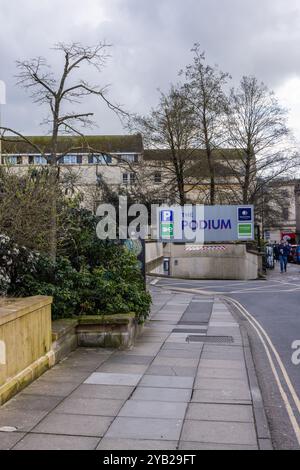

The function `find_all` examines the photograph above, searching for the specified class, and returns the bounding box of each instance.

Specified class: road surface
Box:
[153,263,300,450]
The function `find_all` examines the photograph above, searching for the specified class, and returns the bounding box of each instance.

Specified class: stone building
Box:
[1,134,299,243]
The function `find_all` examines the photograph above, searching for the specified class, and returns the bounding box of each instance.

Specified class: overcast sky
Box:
[1,0,300,140]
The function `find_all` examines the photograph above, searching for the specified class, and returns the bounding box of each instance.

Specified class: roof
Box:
[144,148,244,178]
[1,134,144,155]
[143,148,246,162]
[184,160,238,178]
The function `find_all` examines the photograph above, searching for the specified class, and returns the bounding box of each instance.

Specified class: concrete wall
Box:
[145,241,164,274]
[0,296,53,405]
[167,243,259,280]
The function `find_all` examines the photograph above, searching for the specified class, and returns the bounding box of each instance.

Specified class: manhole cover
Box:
[186,335,234,344]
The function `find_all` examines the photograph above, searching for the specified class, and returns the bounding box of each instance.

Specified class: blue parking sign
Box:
[160,210,174,222]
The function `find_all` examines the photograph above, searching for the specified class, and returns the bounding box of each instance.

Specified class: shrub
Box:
[1,233,151,323]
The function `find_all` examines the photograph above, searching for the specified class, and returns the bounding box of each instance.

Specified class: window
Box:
[118,154,139,163]
[154,172,162,184]
[282,207,289,221]
[59,155,82,165]
[5,156,21,165]
[122,173,136,185]
[88,154,112,164]
[29,155,47,165]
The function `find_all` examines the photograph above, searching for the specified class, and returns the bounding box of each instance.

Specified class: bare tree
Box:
[254,178,291,237]
[223,76,297,205]
[0,42,126,258]
[182,44,230,205]
[131,86,198,206]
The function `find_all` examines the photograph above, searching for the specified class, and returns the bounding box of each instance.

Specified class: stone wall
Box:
[145,240,164,274]
[166,243,259,280]
[0,296,53,405]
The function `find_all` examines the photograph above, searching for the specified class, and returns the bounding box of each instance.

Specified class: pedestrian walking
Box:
[273,242,279,263]
[278,240,291,273]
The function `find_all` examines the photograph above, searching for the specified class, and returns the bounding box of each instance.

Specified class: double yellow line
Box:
[165,284,300,446]
[226,296,300,447]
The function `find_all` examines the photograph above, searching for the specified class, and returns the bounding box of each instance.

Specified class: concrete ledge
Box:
[76,314,142,349]
[51,319,79,365]
[51,313,144,359]
[0,351,54,406]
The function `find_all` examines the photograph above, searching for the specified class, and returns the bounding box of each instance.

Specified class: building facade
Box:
[1,134,299,242]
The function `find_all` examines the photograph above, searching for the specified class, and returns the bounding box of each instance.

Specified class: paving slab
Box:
[199,359,247,370]
[107,354,154,365]
[96,363,148,375]
[119,344,162,355]
[40,369,91,383]
[33,413,113,437]
[54,398,124,416]
[0,409,48,432]
[21,380,79,398]
[192,389,252,404]
[70,384,134,400]
[146,365,197,377]
[157,349,201,359]
[186,403,254,423]
[13,433,99,450]
[140,375,194,389]
[152,356,198,368]
[179,441,258,450]
[96,438,178,450]
[194,378,251,397]
[130,387,192,403]
[181,420,257,445]
[162,342,202,351]
[3,394,62,413]
[197,367,248,380]
[0,432,25,450]
[105,417,183,441]
[119,400,187,419]
[84,373,142,386]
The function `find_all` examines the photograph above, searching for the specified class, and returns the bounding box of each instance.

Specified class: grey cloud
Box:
[1,0,300,135]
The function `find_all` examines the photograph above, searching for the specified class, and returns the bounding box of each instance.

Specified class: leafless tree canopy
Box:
[182,44,231,205]
[223,76,297,204]
[1,42,127,165]
[130,85,199,205]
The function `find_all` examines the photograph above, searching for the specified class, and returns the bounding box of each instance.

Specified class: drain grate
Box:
[186,335,234,344]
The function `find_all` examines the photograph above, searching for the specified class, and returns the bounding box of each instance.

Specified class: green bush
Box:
[3,233,151,323]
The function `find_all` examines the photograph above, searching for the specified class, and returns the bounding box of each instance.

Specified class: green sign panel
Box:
[160,223,174,237]
[238,223,252,239]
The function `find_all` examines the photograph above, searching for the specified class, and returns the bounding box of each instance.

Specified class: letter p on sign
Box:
[161,210,173,222]
[0,80,6,105]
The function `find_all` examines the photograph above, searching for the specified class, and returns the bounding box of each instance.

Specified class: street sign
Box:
[157,205,254,243]
[238,223,253,239]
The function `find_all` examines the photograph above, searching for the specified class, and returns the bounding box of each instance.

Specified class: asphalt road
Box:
[154,264,300,450]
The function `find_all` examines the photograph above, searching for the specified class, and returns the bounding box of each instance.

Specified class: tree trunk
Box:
[206,148,215,206]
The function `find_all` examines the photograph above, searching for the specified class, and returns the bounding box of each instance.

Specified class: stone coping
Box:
[77,313,135,325]
[52,314,137,341]
[0,296,53,327]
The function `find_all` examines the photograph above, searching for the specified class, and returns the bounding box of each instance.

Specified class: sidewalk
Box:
[0,287,270,450]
